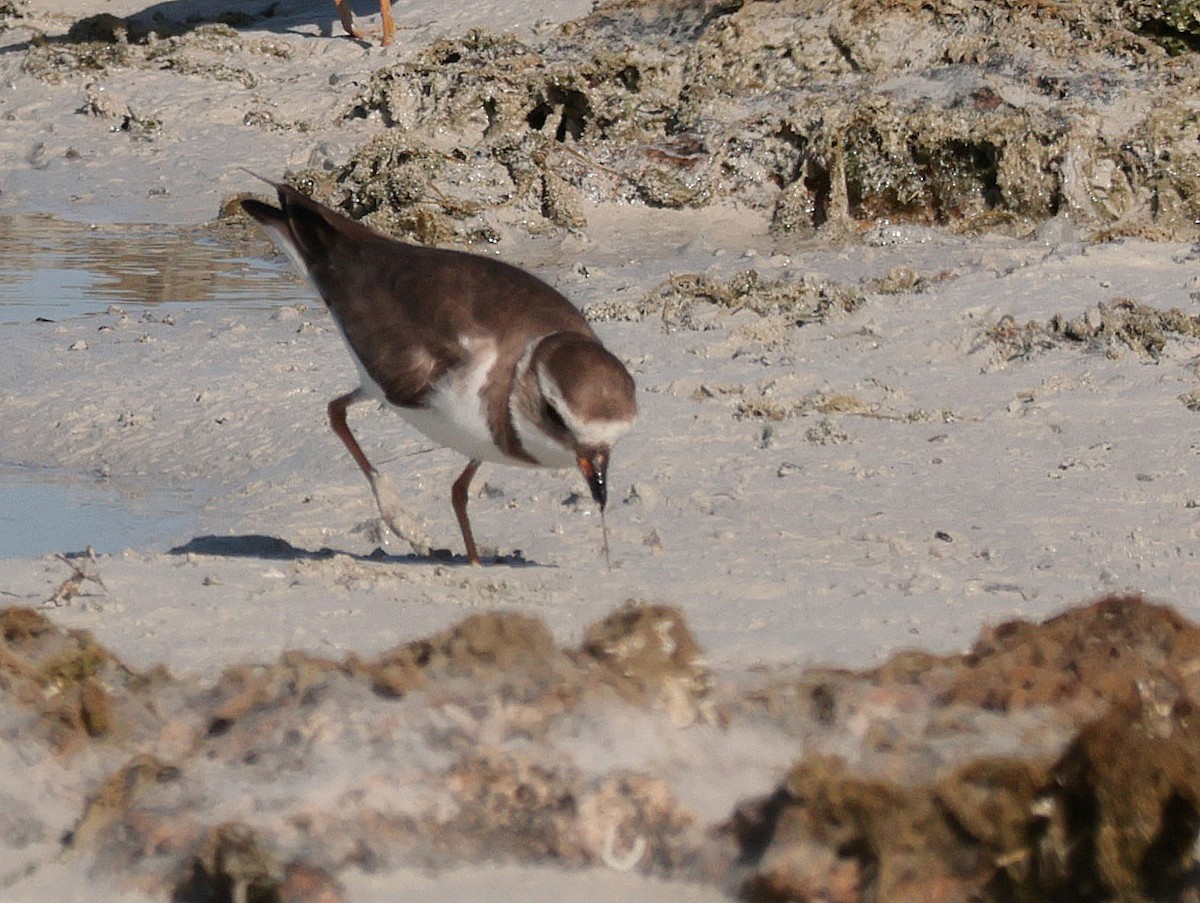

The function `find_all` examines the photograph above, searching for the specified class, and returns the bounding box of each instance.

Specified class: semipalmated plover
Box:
[242,178,637,564]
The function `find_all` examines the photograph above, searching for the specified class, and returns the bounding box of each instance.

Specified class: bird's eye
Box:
[543,402,567,431]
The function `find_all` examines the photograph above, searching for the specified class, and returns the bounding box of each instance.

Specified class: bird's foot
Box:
[369,471,432,557]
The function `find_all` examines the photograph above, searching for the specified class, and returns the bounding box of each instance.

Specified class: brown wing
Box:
[241,182,453,405]
[245,180,595,410]
[313,237,599,411]
[307,237,469,406]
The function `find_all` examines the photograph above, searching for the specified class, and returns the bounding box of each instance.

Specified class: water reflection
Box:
[0,213,301,321]
[0,214,299,557]
[0,465,194,559]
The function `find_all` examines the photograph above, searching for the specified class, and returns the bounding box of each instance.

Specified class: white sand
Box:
[5,208,1199,675]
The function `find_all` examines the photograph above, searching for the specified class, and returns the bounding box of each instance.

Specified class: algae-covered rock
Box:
[1030,688,1200,902]
[320,0,1200,242]
[733,594,1200,903]
[579,602,712,727]
[0,606,161,753]
[8,595,1200,899]
[28,0,1200,240]
[1123,0,1200,53]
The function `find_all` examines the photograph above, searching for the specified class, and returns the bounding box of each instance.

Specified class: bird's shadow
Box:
[169,534,545,568]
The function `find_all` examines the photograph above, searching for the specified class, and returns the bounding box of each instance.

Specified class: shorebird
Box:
[241,179,637,564]
[333,0,394,44]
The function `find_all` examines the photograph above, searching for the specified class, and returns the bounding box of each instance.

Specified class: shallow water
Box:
[0,465,195,558]
[0,214,300,557]
[0,213,296,322]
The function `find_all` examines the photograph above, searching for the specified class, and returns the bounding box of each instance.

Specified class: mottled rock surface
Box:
[4,596,1200,901]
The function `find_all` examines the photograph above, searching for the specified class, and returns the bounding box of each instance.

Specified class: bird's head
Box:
[512,332,637,509]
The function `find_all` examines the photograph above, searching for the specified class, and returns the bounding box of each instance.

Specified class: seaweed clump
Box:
[313,0,1200,242]
[22,18,290,88]
[984,297,1200,364]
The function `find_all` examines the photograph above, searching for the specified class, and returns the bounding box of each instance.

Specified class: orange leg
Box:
[332,0,360,38]
[380,0,395,45]
[329,390,420,550]
[331,392,477,563]
[328,390,375,478]
[451,460,483,566]
[332,0,394,43]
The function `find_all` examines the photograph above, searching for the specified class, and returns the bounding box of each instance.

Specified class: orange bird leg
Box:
[333,0,394,43]
[328,390,375,478]
[379,0,395,44]
[451,459,483,565]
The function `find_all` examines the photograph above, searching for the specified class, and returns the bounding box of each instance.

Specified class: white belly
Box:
[396,392,513,466]
[361,342,519,467]
[341,331,569,469]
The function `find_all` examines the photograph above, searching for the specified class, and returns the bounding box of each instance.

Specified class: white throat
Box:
[508,338,634,467]
[510,337,576,468]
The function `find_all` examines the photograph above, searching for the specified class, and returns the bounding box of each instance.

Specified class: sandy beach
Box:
[5,1,1200,900]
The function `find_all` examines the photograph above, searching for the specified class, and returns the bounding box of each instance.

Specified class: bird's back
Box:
[243,183,595,407]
